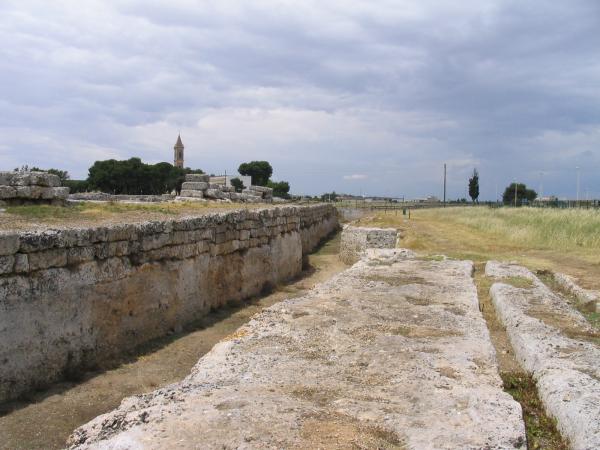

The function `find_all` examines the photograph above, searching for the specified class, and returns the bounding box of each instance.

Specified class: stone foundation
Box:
[0,204,338,403]
[339,225,398,264]
[0,171,69,206]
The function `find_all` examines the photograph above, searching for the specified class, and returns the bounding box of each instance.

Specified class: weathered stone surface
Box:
[1,171,60,187]
[205,188,226,199]
[339,225,397,264]
[0,185,16,199]
[487,261,600,450]
[554,272,599,312]
[0,233,20,256]
[185,174,209,183]
[68,250,525,450]
[179,189,204,198]
[0,205,338,403]
[69,193,174,202]
[180,182,208,191]
[0,171,67,204]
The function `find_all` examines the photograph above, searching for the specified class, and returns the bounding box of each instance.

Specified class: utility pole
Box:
[576,166,580,207]
[514,180,518,207]
[539,171,544,199]
[443,163,447,207]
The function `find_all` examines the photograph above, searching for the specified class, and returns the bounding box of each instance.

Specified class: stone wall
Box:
[69,193,175,203]
[179,174,273,202]
[339,225,398,264]
[0,204,338,403]
[0,171,69,206]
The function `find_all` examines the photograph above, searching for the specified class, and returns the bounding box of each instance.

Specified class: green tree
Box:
[320,191,338,202]
[238,161,273,186]
[502,183,537,206]
[468,169,479,203]
[267,180,290,198]
[230,177,245,193]
[86,158,200,195]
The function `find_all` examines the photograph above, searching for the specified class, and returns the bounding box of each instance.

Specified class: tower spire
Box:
[174,134,184,168]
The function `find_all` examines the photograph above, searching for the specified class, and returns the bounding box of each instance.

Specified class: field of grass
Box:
[357,206,600,290]
[0,201,266,231]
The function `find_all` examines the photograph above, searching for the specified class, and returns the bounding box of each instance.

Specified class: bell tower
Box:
[174,134,184,168]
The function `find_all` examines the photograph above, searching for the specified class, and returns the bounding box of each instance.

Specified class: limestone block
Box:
[180,189,204,198]
[27,248,68,271]
[0,185,16,199]
[106,224,137,242]
[14,253,29,273]
[181,182,208,191]
[0,171,15,185]
[205,189,226,200]
[67,246,96,265]
[185,174,209,182]
[0,255,15,275]
[208,183,222,190]
[248,185,273,194]
[51,187,70,199]
[0,233,19,255]
[229,192,242,202]
[29,172,61,187]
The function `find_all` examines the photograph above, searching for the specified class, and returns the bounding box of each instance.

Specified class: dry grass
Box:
[356,206,600,290]
[0,201,268,231]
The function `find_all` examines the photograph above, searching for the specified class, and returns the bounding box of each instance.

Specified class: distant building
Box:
[174,134,184,168]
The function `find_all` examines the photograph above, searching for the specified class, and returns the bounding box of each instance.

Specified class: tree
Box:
[230,177,245,193]
[320,191,338,202]
[267,180,290,198]
[502,183,537,206]
[468,169,479,203]
[238,161,273,186]
[86,158,201,195]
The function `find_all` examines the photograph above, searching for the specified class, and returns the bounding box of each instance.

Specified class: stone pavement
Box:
[488,261,600,450]
[68,249,525,449]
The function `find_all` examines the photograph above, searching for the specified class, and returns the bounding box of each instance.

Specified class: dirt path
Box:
[0,234,346,450]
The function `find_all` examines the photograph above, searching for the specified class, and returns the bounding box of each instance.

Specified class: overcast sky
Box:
[1,1,599,199]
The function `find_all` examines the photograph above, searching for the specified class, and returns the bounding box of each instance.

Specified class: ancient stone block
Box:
[205,189,226,200]
[0,255,15,275]
[13,253,29,273]
[0,233,20,256]
[0,185,16,199]
[185,174,209,182]
[27,248,68,271]
[0,171,15,185]
[181,182,208,191]
[67,246,96,265]
[180,189,204,198]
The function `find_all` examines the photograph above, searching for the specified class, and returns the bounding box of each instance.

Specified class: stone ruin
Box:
[179,174,273,203]
[0,171,70,206]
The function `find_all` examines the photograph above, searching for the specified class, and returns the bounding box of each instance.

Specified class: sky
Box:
[1,0,599,200]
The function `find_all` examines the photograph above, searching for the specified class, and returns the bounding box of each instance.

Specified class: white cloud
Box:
[343,174,368,180]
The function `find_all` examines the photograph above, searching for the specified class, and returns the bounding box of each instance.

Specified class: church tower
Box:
[174,134,184,168]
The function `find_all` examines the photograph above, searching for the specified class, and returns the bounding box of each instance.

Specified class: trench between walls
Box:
[0,205,339,404]
[0,230,347,450]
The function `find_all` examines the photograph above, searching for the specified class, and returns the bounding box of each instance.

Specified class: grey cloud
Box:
[0,0,598,198]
